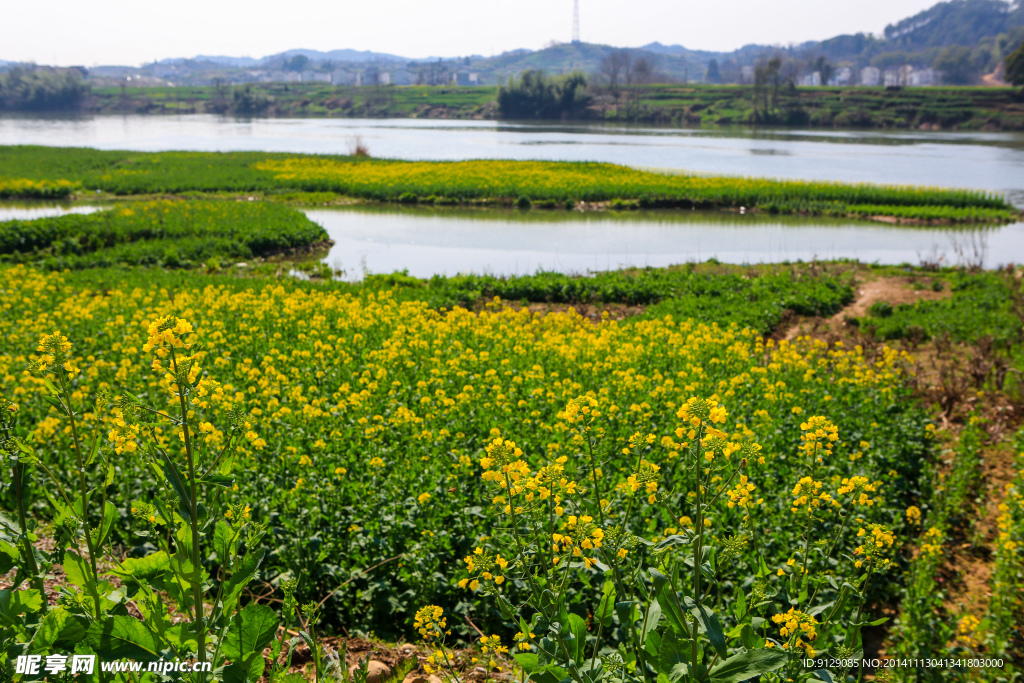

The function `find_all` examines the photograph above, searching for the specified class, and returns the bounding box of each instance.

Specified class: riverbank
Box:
[75,82,1024,130]
[1,146,1017,224]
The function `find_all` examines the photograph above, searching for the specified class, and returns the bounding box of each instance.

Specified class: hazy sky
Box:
[5,0,943,66]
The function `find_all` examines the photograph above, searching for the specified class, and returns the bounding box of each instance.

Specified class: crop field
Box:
[1,252,1022,682]
[0,145,1016,223]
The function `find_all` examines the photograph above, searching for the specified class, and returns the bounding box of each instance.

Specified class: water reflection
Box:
[306,205,1024,279]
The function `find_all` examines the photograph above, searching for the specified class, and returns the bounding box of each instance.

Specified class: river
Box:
[2,114,1023,274]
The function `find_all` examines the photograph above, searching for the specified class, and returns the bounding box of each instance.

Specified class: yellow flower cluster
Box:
[853,523,895,569]
[790,477,832,513]
[799,415,839,461]
[726,475,759,510]
[551,515,605,569]
[906,505,922,526]
[836,475,881,507]
[624,459,661,504]
[413,605,448,642]
[142,316,193,353]
[771,607,819,656]
[563,395,599,424]
[459,547,508,589]
[478,634,508,655]
[919,526,945,559]
[514,630,536,651]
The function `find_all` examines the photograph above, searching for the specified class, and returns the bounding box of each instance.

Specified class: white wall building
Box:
[860,66,881,86]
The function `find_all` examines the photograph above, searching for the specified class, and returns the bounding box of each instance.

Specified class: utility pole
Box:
[572,0,580,44]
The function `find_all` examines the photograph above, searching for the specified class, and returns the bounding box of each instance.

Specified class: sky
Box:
[3,0,947,67]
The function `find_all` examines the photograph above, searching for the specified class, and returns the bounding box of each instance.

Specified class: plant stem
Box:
[13,462,47,613]
[59,374,102,618]
[171,347,207,673]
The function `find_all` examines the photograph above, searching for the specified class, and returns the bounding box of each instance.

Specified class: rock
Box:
[351,660,391,683]
[402,675,442,683]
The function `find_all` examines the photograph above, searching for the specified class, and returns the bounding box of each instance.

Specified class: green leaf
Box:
[94,501,119,548]
[222,603,279,660]
[514,653,540,674]
[650,570,687,636]
[214,520,236,563]
[158,449,192,513]
[642,600,662,645]
[222,654,266,683]
[732,585,747,622]
[221,549,266,613]
[686,598,727,659]
[110,551,171,583]
[656,629,689,683]
[566,613,587,665]
[708,649,789,682]
[202,475,235,487]
[63,551,93,591]
[595,581,616,628]
[865,617,889,627]
[86,615,163,660]
[165,622,200,650]
[28,606,69,653]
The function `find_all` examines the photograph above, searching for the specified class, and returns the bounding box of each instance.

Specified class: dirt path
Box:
[783,274,950,341]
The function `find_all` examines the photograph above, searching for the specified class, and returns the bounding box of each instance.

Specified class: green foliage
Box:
[0,66,89,111]
[859,271,1022,343]
[0,199,328,269]
[497,69,589,119]
[1006,39,1024,86]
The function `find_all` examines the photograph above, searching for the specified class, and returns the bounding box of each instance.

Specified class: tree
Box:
[1006,40,1024,86]
[812,55,834,85]
[598,49,632,95]
[496,69,589,120]
[934,45,978,83]
[283,55,309,72]
[705,59,721,84]
[0,66,89,111]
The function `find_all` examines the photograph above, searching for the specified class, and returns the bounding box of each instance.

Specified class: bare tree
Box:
[599,49,632,96]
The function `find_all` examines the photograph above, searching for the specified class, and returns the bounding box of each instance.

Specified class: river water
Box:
[2,114,1023,274]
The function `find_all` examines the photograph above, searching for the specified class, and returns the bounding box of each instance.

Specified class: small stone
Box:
[401,675,442,683]
[352,660,391,683]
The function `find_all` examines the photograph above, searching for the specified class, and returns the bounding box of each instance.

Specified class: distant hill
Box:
[884,0,1024,48]
[8,0,1023,86]
[262,48,410,64]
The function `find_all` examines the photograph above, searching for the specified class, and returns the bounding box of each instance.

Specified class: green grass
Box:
[0,199,329,270]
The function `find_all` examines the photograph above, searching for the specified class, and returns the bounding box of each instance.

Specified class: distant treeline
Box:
[496,70,588,119]
[0,67,89,111]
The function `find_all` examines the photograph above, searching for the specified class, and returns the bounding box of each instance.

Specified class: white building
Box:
[797,71,821,86]
[860,66,881,86]
[829,67,852,86]
[331,70,361,86]
[908,68,941,86]
[455,71,480,86]
[740,65,754,83]
[883,65,913,87]
[301,70,331,83]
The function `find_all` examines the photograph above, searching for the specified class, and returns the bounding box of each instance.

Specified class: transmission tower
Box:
[572,0,580,44]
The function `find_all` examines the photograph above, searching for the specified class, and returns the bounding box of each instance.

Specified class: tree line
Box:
[0,66,89,111]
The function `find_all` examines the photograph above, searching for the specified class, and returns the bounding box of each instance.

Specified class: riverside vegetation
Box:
[0,145,1018,224]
